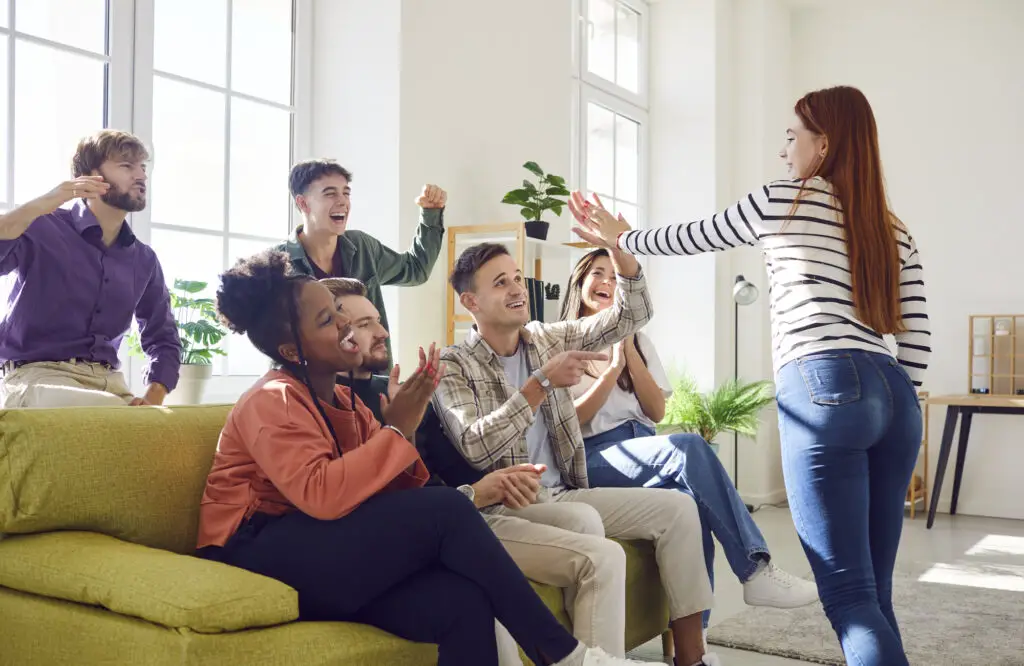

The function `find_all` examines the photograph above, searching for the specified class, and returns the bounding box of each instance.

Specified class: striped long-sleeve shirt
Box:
[619,177,931,386]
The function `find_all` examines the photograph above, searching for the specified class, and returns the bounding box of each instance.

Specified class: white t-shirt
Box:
[498,345,563,488]
[570,332,673,439]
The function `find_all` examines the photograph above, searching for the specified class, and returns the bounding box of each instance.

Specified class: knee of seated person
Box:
[420,485,480,518]
[561,503,606,537]
[667,432,713,457]
[589,536,627,572]
[652,487,701,527]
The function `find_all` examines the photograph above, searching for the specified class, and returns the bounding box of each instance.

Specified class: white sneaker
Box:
[743,562,819,608]
[581,646,649,665]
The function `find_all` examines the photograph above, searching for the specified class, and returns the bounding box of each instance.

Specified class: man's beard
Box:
[101,184,146,212]
[362,344,390,373]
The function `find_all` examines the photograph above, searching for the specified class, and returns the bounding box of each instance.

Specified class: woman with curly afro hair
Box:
[194,250,645,666]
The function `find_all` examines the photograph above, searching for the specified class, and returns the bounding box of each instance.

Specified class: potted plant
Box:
[658,374,775,453]
[500,161,571,240]
[125,279,227,405]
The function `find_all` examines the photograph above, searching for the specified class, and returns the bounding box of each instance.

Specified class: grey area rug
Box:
[706,560,1024,665]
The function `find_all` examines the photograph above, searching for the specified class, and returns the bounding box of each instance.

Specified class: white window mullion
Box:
[5,2,16,208]
[291,0,313,234]
[130,0,155,246]
[107,1,135,142]
[122,0,156,390]
[223,0,233,275]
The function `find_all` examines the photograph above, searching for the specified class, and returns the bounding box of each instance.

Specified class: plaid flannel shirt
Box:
[433,266,653,489]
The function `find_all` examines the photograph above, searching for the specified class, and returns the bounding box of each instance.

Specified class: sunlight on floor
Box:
[964,534,1024,558]
[918,561,1024,592]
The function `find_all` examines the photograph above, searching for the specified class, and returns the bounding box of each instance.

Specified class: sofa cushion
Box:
[0,404,230,552]
[0,531,297,633]
[0,585,439,666]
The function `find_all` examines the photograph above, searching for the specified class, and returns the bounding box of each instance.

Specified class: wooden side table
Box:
[925,394,1024,528]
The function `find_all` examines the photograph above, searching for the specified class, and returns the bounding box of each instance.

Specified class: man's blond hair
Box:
[72,130,150,178]
[320,277,367,298]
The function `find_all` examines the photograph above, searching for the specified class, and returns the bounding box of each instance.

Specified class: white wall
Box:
[647,0,792,505]
[790,0,1024,520]
[311,0,574,372]
[396,0,574,371]
[311,0,403,342]
[646,0,727,391]
[726,0,793,505]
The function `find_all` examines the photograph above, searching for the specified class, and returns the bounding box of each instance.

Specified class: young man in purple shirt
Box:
[0,130,181,408]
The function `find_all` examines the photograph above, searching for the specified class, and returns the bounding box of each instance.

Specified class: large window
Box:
[573,0,648,229]
[130,0,310,379]
[0,0,110,210]
[0,1,310,388]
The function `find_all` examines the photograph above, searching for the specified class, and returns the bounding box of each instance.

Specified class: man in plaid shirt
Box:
[434,242,721,666]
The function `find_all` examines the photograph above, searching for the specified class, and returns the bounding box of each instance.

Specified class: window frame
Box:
[120,0,312,392]
[576,84,649,230]
[572,0,649,233]
[0,0,124,210]
[576,0,650,110]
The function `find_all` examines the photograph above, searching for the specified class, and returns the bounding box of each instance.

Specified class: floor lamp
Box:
[733,275,759,513]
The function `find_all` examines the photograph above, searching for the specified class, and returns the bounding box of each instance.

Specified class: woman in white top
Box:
[560,249,818,630]
[570,85,929,666]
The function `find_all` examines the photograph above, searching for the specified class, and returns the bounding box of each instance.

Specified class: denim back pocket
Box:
[796,353,861,405]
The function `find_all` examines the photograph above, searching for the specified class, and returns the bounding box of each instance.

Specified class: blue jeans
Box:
[583,421,770,627]
[776,350,920,666]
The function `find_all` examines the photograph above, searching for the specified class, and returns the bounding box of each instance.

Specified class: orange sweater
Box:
[197,370,430,549]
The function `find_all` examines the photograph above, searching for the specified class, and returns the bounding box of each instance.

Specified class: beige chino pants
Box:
[0,361,133,408]
[490,486,714,625]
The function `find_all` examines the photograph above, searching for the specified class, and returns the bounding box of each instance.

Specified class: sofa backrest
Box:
[0,404,231,554]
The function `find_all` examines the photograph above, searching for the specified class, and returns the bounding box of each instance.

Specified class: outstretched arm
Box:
[569,185,782,256]
[374,185,447,286]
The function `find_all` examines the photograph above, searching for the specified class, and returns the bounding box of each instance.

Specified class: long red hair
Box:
[794,86,904,335]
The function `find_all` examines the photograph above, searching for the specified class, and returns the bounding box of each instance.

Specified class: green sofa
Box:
[0,405,670,665]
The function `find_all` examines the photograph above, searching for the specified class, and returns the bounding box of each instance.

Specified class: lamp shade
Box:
[732,275,759,306]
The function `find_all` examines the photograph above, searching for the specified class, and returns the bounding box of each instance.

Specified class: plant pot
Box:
[524,220,550,240]
[165,364,213,406]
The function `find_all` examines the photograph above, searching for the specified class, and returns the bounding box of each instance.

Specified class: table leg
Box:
[950,409,974,515]
[927,407,960,529]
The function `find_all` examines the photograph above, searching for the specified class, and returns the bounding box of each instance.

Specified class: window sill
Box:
[196,375,262,405]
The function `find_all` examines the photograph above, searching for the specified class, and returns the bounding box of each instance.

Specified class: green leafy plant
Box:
[660,374,775,443]
[125,279,227,365]
[501,161,571,222]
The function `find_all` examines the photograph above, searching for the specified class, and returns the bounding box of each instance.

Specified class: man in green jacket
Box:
[276,159,446,364]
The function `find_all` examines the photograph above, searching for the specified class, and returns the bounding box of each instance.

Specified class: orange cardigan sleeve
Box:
[240,387,424,520]
[354,396,431,490]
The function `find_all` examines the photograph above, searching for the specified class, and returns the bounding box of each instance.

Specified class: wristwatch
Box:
[456,484,476,504]
[531,368,553,392]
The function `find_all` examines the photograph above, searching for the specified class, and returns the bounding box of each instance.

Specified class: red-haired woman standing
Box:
[570,86,929,666]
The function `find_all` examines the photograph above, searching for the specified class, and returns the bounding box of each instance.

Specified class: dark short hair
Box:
[449,243,511,295]
[72,130,149,178]
[320,277,367,298]
[288,159,353,198]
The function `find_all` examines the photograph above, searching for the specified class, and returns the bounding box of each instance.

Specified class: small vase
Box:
[165,364,213,405]
[524,220,549,240]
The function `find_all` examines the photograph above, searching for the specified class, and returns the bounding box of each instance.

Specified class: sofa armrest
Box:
[0,531,297,633]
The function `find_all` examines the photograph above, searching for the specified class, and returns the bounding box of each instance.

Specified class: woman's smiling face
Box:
[581,255,617,315]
